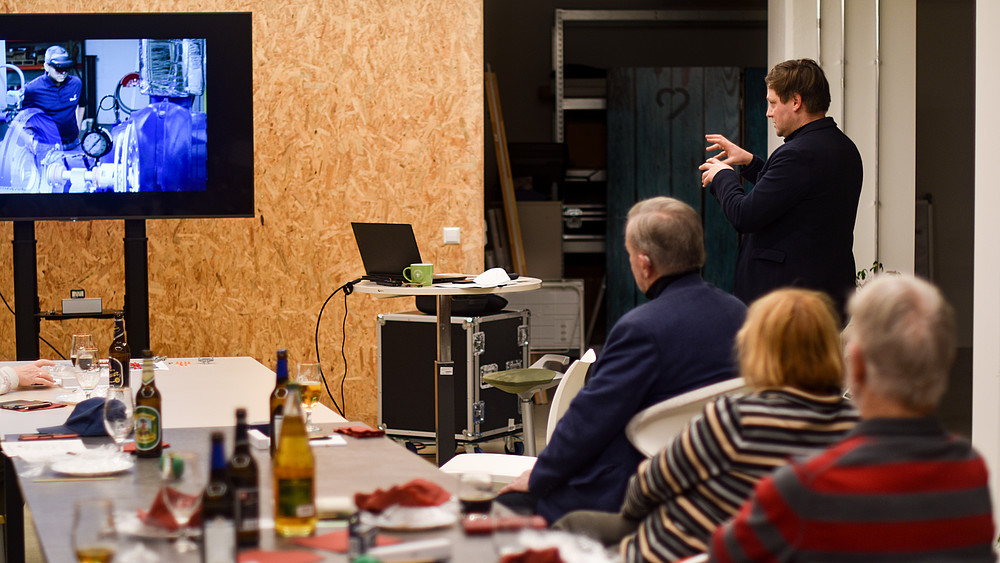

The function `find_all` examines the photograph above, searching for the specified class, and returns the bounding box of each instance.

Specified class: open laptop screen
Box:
[351,222,422,281]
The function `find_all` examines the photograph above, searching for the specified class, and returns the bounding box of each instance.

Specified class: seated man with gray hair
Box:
[707,274,996,562]
[497,196,747,523]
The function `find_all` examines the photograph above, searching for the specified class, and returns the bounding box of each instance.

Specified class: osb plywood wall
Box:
[0,0,485,427]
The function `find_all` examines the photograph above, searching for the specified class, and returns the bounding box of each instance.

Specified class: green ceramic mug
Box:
[403,263,433,286]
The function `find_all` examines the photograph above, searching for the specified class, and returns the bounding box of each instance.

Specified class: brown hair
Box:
[738,288,844,392]
[765,58,831,114]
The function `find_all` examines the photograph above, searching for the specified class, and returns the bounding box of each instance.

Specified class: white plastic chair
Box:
[439,349,597,483]
[626,377,748,458]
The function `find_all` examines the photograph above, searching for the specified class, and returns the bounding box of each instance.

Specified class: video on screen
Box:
[0,37,207,194]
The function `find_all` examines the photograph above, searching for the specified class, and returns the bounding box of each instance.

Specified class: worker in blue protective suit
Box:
[22,45,87,149]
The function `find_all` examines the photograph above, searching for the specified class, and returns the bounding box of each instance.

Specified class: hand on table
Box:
[499,468,532,495]
[16,359,56,387]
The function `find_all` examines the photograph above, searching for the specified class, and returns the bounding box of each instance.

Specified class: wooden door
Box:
[606,66,764,330]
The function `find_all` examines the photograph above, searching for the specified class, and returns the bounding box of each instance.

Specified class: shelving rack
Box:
[552,9,767,143]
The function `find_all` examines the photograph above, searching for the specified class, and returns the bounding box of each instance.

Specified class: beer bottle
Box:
[228,408,259,548]
[202,432,236,563]
[108,312,130,388]
[269,350,289,457]
[134,350,162,458]
[273,383,316,537]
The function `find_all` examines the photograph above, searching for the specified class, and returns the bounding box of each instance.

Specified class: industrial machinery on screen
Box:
[0,38,207,194]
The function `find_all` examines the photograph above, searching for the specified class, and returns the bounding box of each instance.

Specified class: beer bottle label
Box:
[108,357,124,387]
[236,487,260,531]
[276,478,315,518]
[203,516,236,563]
[134,406,161,450]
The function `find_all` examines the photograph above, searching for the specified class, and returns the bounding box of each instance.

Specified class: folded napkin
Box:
[462,514,548,535]
[501,547,564,563]
[237,550,323,563]
[334,425,385,438]
[139,486,202,531]
[354,478,451,513]
[289,529,402,553]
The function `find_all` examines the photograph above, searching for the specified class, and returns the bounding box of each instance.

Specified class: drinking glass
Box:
[71,498,117,563]
[76,345,101,399]
[70,333,95,368]
[160,451,206,553]
[102,388,134,452]
[296,362,322,433]
[458,472,496,517]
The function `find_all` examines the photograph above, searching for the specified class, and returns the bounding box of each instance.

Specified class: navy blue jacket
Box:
[23,73,85,146]
[528,273,746,523]
[709,117,863,313]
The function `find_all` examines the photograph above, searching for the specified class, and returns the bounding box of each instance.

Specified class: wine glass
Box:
[160,451,206,553]
[76,345,101,400]
[296,362,322,433]
[70,334,95,368]
[71,497,117,563]
[102,387,134,452]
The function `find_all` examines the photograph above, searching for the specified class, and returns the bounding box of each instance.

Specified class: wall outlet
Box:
[443,227,461,245]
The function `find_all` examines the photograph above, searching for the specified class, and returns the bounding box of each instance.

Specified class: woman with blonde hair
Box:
[555,288,859,562]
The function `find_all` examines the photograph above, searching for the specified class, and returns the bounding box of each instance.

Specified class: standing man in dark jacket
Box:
[699,58,863,315]
[497,197,747,524]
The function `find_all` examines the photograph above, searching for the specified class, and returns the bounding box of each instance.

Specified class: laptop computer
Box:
[351,222,466,286]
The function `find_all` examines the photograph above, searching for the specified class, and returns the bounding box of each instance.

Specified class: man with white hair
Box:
[707,275,995,562]
[497,197,747,523]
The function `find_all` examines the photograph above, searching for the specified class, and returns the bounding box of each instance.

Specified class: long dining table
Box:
[0,356,354,562]
[8,423,501,562]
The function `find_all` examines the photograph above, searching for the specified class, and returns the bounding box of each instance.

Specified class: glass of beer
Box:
[458,472,496,516]
[70,333,95,367]
[72,498,116,563]
[76,345,101,399]
[296,362,322,433]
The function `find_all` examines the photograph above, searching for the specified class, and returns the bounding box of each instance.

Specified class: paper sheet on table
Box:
[1,439,87,462]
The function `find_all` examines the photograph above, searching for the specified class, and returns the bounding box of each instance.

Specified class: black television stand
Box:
[12,219,150,360]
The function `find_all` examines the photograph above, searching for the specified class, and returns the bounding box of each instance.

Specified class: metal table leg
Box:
[435,295,456,466]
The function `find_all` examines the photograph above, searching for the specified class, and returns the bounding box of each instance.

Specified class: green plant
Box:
[856,260,884,287]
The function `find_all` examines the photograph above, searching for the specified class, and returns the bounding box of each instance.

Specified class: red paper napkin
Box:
[462,514,548,535]
[289,529,402,553]
[122,441,170,454]
[334,425,385,438]
[237,550,323,563]
[500,547,564,563]
[354,478,452,513]
[138,486,202,531]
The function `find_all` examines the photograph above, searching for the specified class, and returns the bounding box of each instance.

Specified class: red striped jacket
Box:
[709,416,996,562]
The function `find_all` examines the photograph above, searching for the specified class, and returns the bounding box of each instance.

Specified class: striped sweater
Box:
[708,416,995,562]
[620,387,859,563]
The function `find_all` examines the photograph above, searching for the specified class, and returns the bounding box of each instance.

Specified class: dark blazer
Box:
[528,273,746,523]
[709,117,863,313]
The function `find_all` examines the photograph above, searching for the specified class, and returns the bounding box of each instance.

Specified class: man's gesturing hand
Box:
[705,134,752,167]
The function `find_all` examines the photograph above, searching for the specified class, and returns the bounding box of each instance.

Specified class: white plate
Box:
[50,455,134,477]
[364,503,459,531]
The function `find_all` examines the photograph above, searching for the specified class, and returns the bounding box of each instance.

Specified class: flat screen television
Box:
[0,12,253,220]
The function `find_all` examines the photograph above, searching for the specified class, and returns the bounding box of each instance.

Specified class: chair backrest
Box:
[545,348,597,441]
[626,377,749,457]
